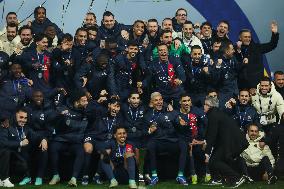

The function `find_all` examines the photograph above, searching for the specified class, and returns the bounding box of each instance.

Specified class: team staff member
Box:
[204,96,248,188]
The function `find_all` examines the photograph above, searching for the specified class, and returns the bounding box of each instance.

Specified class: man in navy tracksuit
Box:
[212,41,246,107]
[74,51,116,101]
[81,98,122,185]
[173,94,209,185]
[73,27,89,70]
[31,6,62,37]
[52,33,81,96]
[97,11,128,42]
[23,90,58,185]
[113,41,144,101]
[121,91,146,148]
[101,126,139,188]
[0,63,31,121]
[225,89,260,131]
[143,92,178,185]
[183,45,214,107]
[48,90,89,187]
[20,33,59,99]
[141,43,186,108]
[0,108,47,187]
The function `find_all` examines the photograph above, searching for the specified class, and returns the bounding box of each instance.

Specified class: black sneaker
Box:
[204,179,223,186]
[81,175,89,185]
[243,175,254,183]
[229,176,246,188]
[93,175,103,185]
[268,175,277,185]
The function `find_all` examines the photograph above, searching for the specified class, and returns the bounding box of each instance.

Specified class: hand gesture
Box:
[173,78,182,86]
[203,67,209,74]
[121,30,129,40]
[179,116,187,126]
[100,90,108,97]
[236,41,242,49]
[39,139,48,151]
[137,81,143,88]
[271,21,278,33]
[81,77,88,87]
[1,119,9,128]
[149,124,157,134]
[174,39,181,50]
[167,103,173,112]
[124,152,135,159]
[243,58,249,64]
[20,138,29,146]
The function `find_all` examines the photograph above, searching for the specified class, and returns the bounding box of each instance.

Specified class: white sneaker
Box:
[2,178,14,187]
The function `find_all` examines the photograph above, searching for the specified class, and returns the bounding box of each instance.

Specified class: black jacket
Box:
[236,32,279,89]
[143,108,177,142]
[0,116,45,151]
[121,104,146,141]
[52,101,88,143]
[205,108,248,159]
[270,123,284,159]
[25,101,58,138]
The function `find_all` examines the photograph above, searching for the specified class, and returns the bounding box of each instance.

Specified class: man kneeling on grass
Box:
[100,126,139,188]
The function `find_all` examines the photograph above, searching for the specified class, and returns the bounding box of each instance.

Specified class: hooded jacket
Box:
[252,82,284,125]
[241,131,275,167]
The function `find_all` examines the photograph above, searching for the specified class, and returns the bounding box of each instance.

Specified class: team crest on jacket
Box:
[40,113,45,121]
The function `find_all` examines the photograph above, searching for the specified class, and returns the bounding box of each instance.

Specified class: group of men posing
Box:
[0,5,283,189]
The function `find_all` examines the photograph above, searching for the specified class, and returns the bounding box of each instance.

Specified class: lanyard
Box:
[151,109,161,123]
[237,106,247,126]
[16,127,25,141]
[159,61,168,78]
[13,80,20,95]
[129,106,138,121]
[117,144,125,157]
[106,117,116,133]
[202,39,212,51]
[37,53,44,65]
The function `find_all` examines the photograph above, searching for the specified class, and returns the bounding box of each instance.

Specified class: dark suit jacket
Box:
[205,108,248,160]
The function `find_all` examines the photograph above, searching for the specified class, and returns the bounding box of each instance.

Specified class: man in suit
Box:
[204,96,248,188]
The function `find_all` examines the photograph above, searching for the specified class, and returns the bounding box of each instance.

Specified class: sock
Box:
[178,171,184,177]
[129,179,136,184]
[151,170,157,177]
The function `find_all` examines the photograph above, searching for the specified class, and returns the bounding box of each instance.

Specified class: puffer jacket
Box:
[252,82,284,125]
[241,131,275,167]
